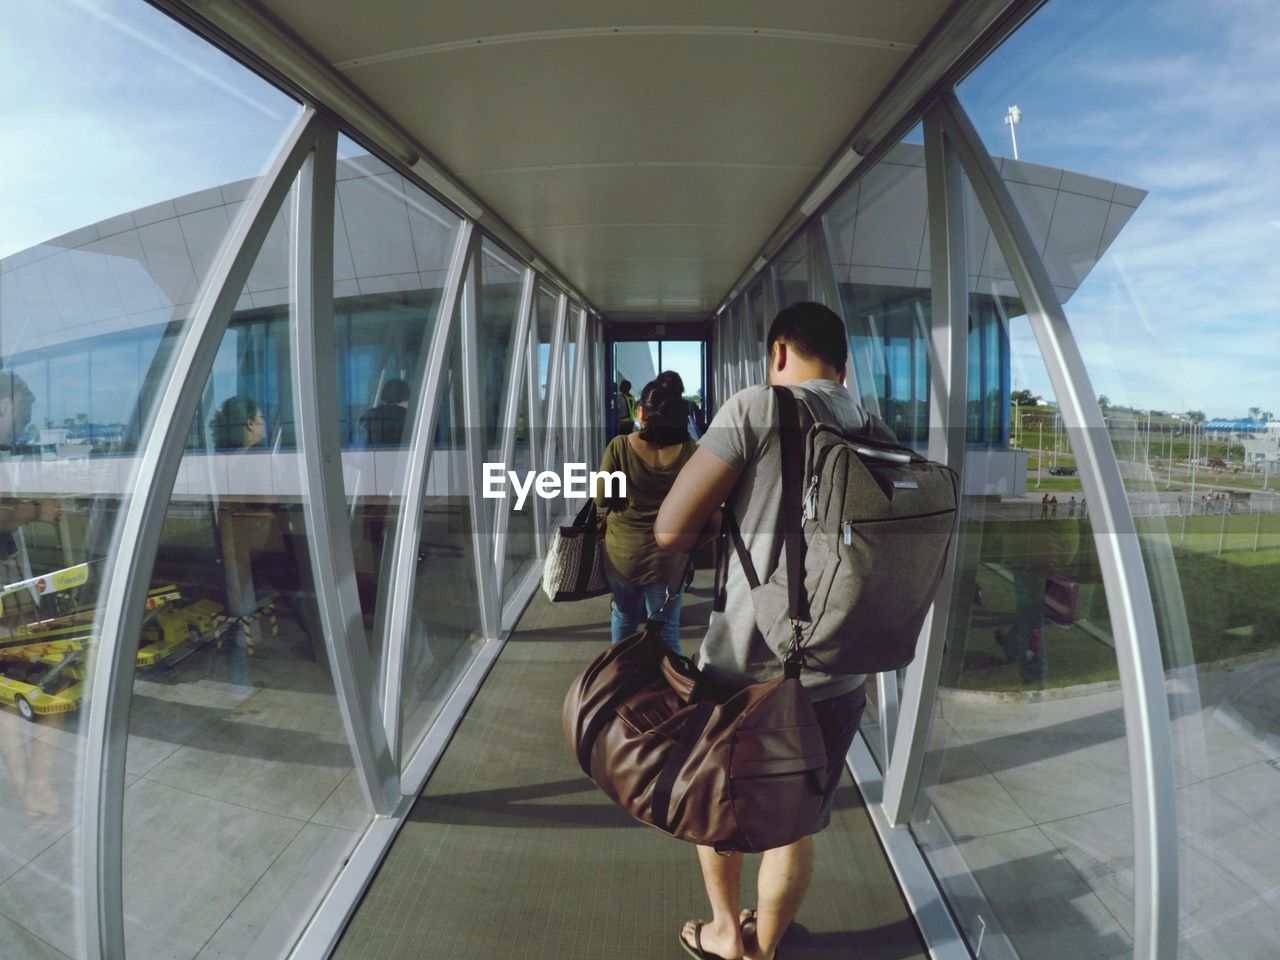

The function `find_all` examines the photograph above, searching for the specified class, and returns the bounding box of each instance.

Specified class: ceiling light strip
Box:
[335,25,916,69]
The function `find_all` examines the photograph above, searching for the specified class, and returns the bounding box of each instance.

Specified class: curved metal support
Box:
[525,292,549,559]
[80,106,320,960]
[491,267,536,595]
[291,120,397,814]
[567,305,589,473]
[936,89,1177,960]
[883,108,969,819]
[543,293,569,523]
[379,219,473,764]
[459,233,500,639]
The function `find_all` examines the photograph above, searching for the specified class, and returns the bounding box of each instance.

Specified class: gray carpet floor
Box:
[334,574,926,960]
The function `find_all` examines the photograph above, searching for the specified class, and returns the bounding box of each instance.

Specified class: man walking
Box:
[616,378,637,436]
[656,302,869,960]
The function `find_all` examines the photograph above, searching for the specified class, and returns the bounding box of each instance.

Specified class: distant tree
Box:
[1265,410,1275,421]
[1097,394,1111,411]
[1248,406,1262,420]
[1186,410,1206,424]
[1011,389,1041,406]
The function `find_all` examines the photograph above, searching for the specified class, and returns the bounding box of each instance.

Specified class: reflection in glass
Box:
[117,190,369,960]
[773,234,809,310]
[908,157,1136,958]
[400,311,483,760]
[0,3,299,956]
[953,3,1280,953]
[330,143,462,674]
[502,334,537,600]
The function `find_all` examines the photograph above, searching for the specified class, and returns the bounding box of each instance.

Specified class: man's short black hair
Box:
[619,379,632,393]
[766,301,848,371]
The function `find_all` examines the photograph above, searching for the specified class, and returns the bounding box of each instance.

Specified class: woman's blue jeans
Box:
[606,572,682,653]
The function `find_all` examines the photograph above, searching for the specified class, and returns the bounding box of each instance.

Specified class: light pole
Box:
[1004,105,1022,160]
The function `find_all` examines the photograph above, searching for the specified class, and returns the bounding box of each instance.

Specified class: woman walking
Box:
[594,374,697,651]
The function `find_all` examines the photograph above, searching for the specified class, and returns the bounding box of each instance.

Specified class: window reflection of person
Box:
[209,396,271,693]
[994,514,1080,684]
[360,377,410,447]
[0,372,61,620]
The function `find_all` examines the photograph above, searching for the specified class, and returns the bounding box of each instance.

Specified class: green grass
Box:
[943,518,1280,692]
[1024,477,1086,493]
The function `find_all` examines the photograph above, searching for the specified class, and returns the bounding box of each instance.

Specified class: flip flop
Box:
[678,920,738,960]
[738,910,783,960]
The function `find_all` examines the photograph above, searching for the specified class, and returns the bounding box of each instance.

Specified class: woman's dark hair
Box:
[636,372,690,447]
[210,395,260,450]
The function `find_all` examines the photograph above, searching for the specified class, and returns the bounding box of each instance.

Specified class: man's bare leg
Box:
[745,836,813,960]
[681,845,745,959]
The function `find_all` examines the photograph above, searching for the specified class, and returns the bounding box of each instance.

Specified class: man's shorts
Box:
[809,683,868,834]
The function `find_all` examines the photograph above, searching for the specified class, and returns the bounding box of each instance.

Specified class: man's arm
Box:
[655,447,740,553]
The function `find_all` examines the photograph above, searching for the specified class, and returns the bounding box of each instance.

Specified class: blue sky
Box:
[956,0,1280,418]
[0,0,296,260]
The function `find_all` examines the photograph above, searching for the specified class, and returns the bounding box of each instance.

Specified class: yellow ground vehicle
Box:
[0,582,225,721]
[0,647,84,721]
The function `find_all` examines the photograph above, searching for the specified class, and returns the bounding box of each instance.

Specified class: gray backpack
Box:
[715,386,959,675]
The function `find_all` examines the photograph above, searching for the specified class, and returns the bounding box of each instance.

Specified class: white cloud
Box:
[962,0,1280,418]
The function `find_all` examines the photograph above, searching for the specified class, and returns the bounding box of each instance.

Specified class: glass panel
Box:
[955,3,1280,955]
[402,305,482,757]
[502,338,536,600]
[476,241,523,456]
[532,286,557,536]
[749,283,769,384]
[774,233,810,309]
[332,142,461,673]
[0,3,298,956]
[120,186,371,960]
[661,341,706,428]
[534,286,557,418]
[823,142,931,429]
[910,157,1132,958]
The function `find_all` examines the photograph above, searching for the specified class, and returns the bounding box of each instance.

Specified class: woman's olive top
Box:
[594,433,695,585]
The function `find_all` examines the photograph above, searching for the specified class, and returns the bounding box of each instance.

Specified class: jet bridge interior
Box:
[3,2,1277,959]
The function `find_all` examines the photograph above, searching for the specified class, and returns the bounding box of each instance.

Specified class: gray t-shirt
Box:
[696,380,868,700]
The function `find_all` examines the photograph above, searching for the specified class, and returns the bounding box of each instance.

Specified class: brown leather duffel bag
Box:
[562,619,828,853]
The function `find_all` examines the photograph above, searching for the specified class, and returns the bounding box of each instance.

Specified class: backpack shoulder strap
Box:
[714,387,811,667]
[771,386,810,627]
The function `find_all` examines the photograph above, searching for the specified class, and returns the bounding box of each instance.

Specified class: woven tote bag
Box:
[541,500,610,602]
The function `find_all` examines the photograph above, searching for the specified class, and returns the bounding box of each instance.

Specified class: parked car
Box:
[1048,465,1077,476]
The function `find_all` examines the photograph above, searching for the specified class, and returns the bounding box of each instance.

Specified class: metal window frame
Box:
[491,267,536,597]
[526,296,549,559]
[291,119,398,814]
[933,89,1178,960]
[379,219,473,764]
[568,304,589,476]
[543,293,568,522]
[459,231,500,640]
[79,106,321,960]
[882,107,969,818]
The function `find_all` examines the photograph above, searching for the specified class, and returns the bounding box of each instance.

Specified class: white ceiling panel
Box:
[238,0,959,321]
